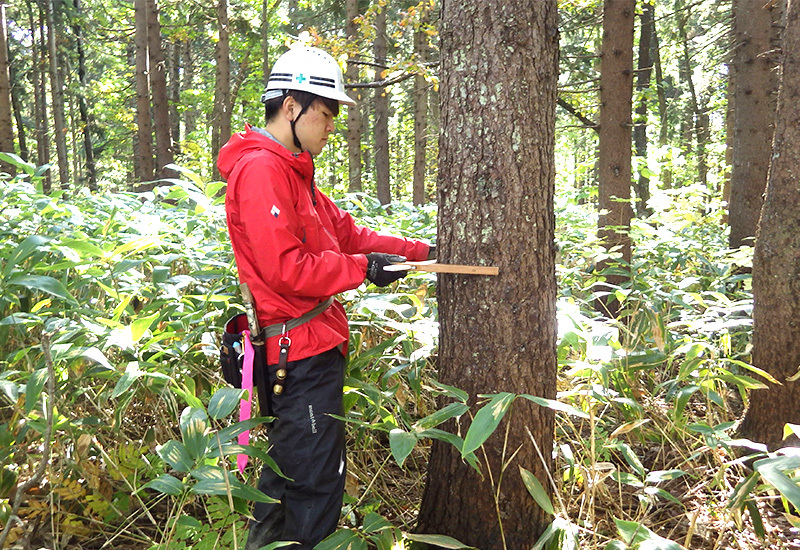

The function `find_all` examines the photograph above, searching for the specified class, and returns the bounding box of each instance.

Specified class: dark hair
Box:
[264,90,340,123]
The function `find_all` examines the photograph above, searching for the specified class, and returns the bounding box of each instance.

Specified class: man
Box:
[217,45,432,550]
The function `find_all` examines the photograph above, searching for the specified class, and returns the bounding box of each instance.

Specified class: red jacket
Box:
[218,127,430,364]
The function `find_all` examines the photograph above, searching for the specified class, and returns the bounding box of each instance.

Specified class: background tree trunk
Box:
[147,0,174,179]
[183,39,197,138]
[30,1,51,191]
[415,0,559,548]
[738,0,800,451]
[134,0,155,182]
[46,0,69,189]
[374,5,390,205]
[72,0,97,190]
[0,2,15,175]
[597,0,635,317]
[346,0,363,192]
[170,39,181,156]
[211,0,230,181]
[728,0,781,249]
[633,1,654,218]
[412,11,428,206]
[7,38,28,163]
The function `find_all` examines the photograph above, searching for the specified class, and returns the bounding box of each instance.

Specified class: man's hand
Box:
[366,253,407,287]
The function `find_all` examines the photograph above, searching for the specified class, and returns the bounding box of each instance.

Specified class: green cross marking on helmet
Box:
[296,73,307,83]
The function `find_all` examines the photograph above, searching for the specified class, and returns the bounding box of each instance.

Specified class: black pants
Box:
[245,348,346,550]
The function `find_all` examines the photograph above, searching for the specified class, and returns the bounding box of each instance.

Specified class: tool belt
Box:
[220,297,335,389]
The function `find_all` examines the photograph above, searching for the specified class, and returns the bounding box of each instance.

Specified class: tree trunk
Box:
[728,0,781,249]
[46,0,69,189]
[30,0,51,191]
[374,5,391,205]
[346,0,363,192]
[134,0,155,182]
[211,0,230,181]
[72,0,97,190]
[170,39,181,156]
[0,2,15,175]
[633,1,654,218]
[738,0,800,451]
[597,0,635,317]
[412,11,428,206]
[147,0,174,180]
[7,35,28,162]
[415,1,559,548]
[183,39,197,138]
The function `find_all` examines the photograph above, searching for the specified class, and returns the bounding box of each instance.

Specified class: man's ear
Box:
[282,95,298,121]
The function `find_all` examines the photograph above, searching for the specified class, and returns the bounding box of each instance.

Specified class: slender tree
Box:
[728,0,781,249]
[71,0,97,190]
[0,2,15,175]
[170,39,181,156]
[738,0,800,451]
[415,0,559,547]
[134,0,155,182]
[374,3,391,205]
[597,0,635,316]
[45,0,69,188]
[633,1,654,218]
[30,0,51,191]
[412,8,428,206]
[346,0,363,192]
[147,0,174,179]
[211,0,230,181]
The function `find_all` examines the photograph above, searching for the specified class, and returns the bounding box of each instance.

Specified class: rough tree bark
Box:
[211,0,230,181]
[415,1,559,548]
[728,0,781,249]
[374,4,391,205]
[597,0,635,316]
[738,0,800,451]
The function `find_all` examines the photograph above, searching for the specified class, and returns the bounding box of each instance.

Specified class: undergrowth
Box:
[0,158,798,550]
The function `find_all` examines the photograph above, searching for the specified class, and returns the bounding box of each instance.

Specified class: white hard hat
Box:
[263,46,356,106]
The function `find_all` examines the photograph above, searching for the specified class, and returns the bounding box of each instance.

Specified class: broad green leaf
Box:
[519,466,554,515]
[191,477,279,503]
[81,347,115,372]
[404,533,476,549]
[520,394,590,419]
[141,474,184,496]
[362,512,393,534]
[388,429,417,467]
[645,470,687,484]
[461,392,516,457]
[614,519,685,549]
[157,440,193,473]
[208,387,245,419]
[0,151,36,175]
[414,402,470,430]
[314,529,367,550]
[755,463,800,512]
[130,313,159,342]
[112,368,143,398]
[25,367,49,414]
[216,417,273,443]
[7,275,76,304]
[3,235,51,278]
[58,238,105,259]
[180,407,209,460]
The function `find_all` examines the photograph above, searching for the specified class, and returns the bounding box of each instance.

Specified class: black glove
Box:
[366,253,407,287]
[427,244,436,260]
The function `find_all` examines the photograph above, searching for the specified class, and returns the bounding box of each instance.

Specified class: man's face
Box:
[294,100,336,157]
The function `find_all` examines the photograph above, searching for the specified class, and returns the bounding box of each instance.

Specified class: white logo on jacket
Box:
[271,205,280,218]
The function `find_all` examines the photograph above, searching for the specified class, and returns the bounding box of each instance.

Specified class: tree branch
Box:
[557,97,598,132]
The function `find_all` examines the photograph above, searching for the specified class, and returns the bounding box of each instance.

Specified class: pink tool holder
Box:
[237,330,254,474]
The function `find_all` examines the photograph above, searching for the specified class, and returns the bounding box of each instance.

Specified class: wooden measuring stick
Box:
[384,261,499,276]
